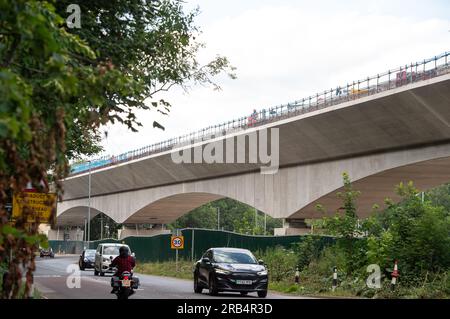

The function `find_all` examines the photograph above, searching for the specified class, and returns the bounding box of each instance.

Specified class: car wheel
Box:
[100,271,105,276]
[94,269,99,276]
[240,292,248,296]
[194,272,203,294]
[79,263,85,271]
[257,290,268,298]
[208,274,218,296]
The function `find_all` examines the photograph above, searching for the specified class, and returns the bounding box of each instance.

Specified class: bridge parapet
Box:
[70,52,450,176]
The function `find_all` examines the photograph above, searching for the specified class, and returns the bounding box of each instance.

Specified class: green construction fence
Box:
[49,228,335,262]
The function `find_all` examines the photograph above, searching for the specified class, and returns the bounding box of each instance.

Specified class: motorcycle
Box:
[109,264,140,299]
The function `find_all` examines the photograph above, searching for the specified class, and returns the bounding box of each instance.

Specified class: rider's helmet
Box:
[119,246,129,257]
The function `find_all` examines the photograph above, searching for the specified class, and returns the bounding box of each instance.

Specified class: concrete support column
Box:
[118,224,171,239]
[274,218,311,236]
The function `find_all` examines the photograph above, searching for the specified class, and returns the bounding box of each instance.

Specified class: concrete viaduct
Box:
[56,71,450,236]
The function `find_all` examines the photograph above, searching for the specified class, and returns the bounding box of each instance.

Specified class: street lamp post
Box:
[254,207,257,235]
[87,160,91,243]
[217,207,220,230]
[83,218,87,242]
[100,213,103,240]
[264,212,267,235]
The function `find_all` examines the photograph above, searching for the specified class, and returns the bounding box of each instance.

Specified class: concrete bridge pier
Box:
[274,218,311,236]
[117,224,171,239]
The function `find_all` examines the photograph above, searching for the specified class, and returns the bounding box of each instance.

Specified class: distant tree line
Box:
[169,198,283,235]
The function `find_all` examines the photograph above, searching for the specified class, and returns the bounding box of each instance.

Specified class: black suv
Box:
[193,248,268,298]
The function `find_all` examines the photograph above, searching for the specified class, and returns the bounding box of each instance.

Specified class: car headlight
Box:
[257,270,268,276]
[215,268,231,275]
[102,257,109,262]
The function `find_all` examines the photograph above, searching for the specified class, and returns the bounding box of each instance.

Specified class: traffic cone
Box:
[295,266,300,284]
[391,260,399,291]
[332,266,338,291]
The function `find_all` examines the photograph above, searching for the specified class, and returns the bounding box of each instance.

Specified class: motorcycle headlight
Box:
[215,268,231,275]
[257,270,268,276]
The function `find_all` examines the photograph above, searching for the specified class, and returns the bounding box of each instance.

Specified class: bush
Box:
[291,236,323,271]
[256,246,297,282]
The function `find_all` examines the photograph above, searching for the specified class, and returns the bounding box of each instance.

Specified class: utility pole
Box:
[254,207,257,235]
[100,213,103,240]
[83,219,86,242]
[264,212,267,235]
[87,161,91,243]
[217,207,220,230]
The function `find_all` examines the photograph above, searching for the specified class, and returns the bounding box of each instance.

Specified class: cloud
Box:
[100,1,449,157]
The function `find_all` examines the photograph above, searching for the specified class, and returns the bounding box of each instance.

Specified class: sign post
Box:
[171,231,184,272]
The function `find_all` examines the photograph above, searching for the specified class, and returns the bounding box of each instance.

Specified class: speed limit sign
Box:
[171,235,184,249]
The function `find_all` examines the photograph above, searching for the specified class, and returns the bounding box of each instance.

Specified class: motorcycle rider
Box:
[110,246,135,294]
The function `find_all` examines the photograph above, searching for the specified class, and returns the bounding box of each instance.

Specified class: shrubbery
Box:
[255,246,297,282]
[258,175,450,298]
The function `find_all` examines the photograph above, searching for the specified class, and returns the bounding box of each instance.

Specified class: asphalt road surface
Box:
[34,255,313,299]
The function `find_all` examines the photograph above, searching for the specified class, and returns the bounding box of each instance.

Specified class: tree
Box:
[317,174,450,283]
[89,213,120,240]
[54,0,236,146]
[369,182,450,281]
[168,198,282,235]
[427,183,450,210]
[0,0,233,298]
[170,204,217,230]
[317,172,366,274]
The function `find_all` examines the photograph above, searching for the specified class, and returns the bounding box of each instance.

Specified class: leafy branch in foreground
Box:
[0,0,234,298]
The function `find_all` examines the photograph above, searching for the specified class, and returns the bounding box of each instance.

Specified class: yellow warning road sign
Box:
[171,236,184,249]
[12,192,56,224]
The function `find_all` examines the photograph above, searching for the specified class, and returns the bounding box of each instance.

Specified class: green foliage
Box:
[255,246,297,282]
[291,236,323,271]
[0,0,233,298]
[54,0,236,135]
[310,175,450,297]
[169,198,282,235]
[88,213,121,240]
[170,204,218,230]
[373,182,450,281]
[428,183,450,208]
[319,172,366,274]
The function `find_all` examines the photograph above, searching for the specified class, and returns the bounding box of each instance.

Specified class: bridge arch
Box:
[56,206,105,226]
[57,143,450,226]
[287,152,450,220]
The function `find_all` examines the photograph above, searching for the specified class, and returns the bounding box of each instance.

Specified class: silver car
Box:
[94,243,132,276]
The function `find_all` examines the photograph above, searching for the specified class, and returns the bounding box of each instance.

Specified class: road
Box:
[34,255,313,299]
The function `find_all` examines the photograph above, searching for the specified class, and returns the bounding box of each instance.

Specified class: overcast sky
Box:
[99,0,449,157]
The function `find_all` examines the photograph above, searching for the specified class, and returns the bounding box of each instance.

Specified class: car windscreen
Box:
[85,250,96,257]
[102,246,120,255]
[213,250,257,264]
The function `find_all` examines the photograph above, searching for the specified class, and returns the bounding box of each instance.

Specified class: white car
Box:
[94,243,133,276]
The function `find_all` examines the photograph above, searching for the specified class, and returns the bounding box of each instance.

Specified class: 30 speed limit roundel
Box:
[171,235,184,249]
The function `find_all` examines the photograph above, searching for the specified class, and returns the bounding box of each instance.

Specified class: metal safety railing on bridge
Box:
[70,51,450,176]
